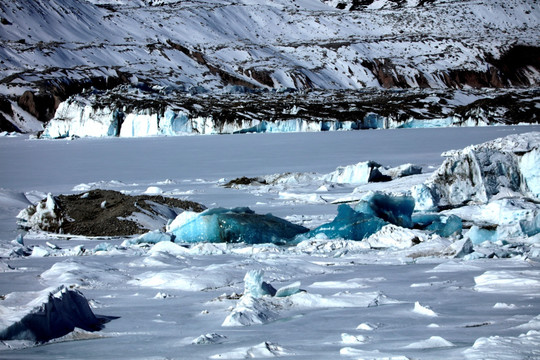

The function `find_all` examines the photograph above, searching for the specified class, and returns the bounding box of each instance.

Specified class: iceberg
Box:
[167,207,308,244]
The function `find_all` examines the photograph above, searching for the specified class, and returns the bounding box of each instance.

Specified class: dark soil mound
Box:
[23,190,205,237]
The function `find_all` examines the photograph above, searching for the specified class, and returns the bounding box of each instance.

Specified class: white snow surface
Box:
[0,126,539,359]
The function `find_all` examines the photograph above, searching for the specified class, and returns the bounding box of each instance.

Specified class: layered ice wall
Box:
[40,90,532,138]
[42,103,361,138]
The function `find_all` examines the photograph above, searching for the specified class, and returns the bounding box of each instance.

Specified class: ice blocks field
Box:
[1,126,540,359]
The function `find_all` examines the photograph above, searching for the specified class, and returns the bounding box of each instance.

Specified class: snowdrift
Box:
[0,286,114,342]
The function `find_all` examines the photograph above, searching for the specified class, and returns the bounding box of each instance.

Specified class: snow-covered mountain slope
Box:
[0,0,538,131]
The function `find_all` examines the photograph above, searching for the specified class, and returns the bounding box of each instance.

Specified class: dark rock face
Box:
[0,96,20,132]
[17,91,57,122]
[16,73,134,124]
[489,45,540,86]
[362,45,540,89]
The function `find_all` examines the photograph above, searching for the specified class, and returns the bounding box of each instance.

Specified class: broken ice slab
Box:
[167,207,308,244]
[243,270,301,299]
[121,230,175,246]
[296,204,386,242]
[244,270,276,298]
[323,161,389,184]
[275,281,302,298]
[0,286,115,342]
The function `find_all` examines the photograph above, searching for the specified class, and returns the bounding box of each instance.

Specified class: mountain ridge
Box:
[0,0,538,132]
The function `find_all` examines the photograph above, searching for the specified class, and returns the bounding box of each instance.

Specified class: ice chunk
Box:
[474,270,540,296]
[444,198,540,239]
[244,270,276,298]
[144,186,163,195]
[366,224,424,249]
[411,184,437,212]
[404,336,454,349]
[453,238,474,258]
[381,163,422,179]
[340,347,409,359]
[93,242,115,253]
[425,214,462,238]
[356,323,378,331]
[192,333,227,345]
[467,226,498,245]
[275,281,302,298]
[298,204,386,241]
[341,333,368,344]
[30,246,49,257]
[12,234,24,246]
[209,342,293,359]
[0,286,112,342]
[355,191,415,228]
[168,207,308,244]
[16,193,59,232]
[222,295,279,327]
[121,230,175,246]
[413,301,438,317]
[464,330,540,360]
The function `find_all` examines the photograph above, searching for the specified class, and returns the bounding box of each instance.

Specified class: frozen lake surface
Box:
[1,126,539,359]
